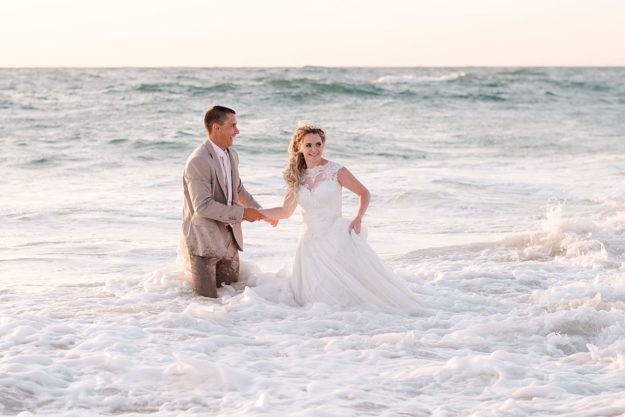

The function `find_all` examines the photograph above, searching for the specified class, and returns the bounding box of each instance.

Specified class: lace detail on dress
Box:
[289,160,425,313]
[300,161,342,191]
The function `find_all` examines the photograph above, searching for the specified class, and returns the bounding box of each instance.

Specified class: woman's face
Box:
[300,133,324,167]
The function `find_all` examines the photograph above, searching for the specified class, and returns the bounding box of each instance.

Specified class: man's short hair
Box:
[204,106,236,133]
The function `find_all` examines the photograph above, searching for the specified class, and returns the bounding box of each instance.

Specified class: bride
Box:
[260,123,423,312]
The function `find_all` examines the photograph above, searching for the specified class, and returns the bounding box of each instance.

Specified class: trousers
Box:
[188,228,239,298]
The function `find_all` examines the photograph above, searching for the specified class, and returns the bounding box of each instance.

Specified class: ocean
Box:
[1,67,624,416]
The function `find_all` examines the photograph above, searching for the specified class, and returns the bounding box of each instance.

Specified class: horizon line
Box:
[1,65,625,70]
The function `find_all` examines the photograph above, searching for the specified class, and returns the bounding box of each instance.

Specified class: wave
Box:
[498,68,547,76]
[372,150,427,160]
[375,71,467,85]
[23,155,82,167]
[136,83,163,93]
[452,93,507,102]
[187,83,237,95]
[385,189,453,207]
[502,205,615,269]
[132,139,188,150]
[108,134,196,148]
[135,83,237,95]
[175,130,197,138]
[109,137,191,150]
[28,157,53,165]
[108,138,129,145]
[398,204,617,269]
[267,78,383,97]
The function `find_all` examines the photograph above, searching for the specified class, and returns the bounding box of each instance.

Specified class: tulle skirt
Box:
[290,217,426,314]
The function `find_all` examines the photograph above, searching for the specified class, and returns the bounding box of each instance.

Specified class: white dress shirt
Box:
[209,139,232,206]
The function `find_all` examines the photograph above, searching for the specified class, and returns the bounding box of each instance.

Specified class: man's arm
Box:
[236,179,261,209]
[185,159,244,223]
[229,149,266,222]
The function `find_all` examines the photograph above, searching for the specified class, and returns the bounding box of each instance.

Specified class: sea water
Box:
[1,67,625,416]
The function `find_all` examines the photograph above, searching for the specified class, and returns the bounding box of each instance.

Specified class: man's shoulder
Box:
[188,141,211,158]
[184,142,212,169]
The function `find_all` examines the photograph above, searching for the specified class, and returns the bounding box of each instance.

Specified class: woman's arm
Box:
[338,167,370,234]
[259,189,298,220]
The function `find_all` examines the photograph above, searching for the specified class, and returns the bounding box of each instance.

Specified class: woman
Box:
[260,123,422,312]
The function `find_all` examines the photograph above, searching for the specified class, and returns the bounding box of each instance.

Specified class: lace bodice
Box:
[290,160,423,312]
[297,161,343,230]
[300,161,342,191]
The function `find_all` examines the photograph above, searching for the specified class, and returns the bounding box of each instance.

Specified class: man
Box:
[181,105,266,297]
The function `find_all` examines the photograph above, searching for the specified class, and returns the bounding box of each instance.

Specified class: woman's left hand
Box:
[349,216,362,234]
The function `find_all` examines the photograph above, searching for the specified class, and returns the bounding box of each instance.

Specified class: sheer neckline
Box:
[300,161,341,192]
[304,160,329,172]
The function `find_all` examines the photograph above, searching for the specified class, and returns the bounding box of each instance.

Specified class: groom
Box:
[181,105,266,298]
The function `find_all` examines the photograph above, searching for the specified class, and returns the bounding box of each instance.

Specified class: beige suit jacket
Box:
[181,139,260,258]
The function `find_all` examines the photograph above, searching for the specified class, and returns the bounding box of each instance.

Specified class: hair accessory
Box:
[296,121,324,131]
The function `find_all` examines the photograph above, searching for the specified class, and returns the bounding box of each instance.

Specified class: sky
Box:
[1,0,624,67]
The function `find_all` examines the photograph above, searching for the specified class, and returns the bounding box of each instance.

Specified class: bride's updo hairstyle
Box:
[283,122,326,191]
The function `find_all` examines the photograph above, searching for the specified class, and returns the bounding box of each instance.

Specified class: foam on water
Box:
[375,71,467,84]
[4,257,625,416]
[1,67,625,415]
[2,203,625,415]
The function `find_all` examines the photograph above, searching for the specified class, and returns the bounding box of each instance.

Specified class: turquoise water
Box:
[1,68,625,416]
[2,67,623,287]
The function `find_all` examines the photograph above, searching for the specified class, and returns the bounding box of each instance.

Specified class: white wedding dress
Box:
[290,161,423,313]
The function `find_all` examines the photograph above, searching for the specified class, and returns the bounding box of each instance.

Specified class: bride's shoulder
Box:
[324,160,343,170]
[323,160,344,180]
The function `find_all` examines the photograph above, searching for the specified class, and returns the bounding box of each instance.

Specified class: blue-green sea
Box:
[1,67,625,416]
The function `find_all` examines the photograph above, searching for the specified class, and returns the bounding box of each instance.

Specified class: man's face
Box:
[213,113,239,149]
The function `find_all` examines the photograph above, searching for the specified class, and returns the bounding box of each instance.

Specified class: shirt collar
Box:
[208,138,228,159]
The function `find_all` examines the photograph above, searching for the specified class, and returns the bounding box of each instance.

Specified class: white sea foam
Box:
[375,71,466,84]
[2,67,625,415]
[2,204,625,415]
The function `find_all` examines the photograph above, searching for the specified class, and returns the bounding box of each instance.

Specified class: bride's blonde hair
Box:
[283,123,326,190]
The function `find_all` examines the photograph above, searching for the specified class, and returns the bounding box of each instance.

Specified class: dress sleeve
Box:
[328,161,343,182]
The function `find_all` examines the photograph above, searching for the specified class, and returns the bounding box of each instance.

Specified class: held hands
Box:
[265,218,279,227]
[241,207,279,227]
[258,208,278,227]
[243,208,266,222]
[348,216,362,235]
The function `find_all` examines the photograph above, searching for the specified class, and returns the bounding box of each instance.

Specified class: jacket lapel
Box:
[204,140,228,200]
[227,149,238,201]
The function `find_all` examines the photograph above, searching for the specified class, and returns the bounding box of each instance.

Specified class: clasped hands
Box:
[243,208,278,227]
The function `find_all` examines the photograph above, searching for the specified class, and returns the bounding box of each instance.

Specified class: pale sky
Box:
[1,0,624,67]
